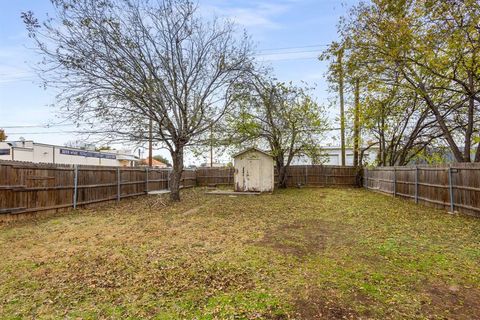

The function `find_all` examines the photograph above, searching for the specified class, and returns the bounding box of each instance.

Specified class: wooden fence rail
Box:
[0,161,197,219]
[0,161,359,220]
[196,167,235,186]
[280,165,359,187]
[364,164,480,216]
[7,160,479,219]
[196,165,359,187]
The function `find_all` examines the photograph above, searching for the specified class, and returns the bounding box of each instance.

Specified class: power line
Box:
[7,131,86,135]
[1,124,76,129]
[256,43,329,52]
[5,127,342,136]
[260,56,320,62]
[256,49,324,56]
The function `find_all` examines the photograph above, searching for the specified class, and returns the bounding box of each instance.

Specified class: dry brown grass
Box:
[1,188,480,319]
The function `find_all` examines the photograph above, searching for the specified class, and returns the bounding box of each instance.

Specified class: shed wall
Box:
[234,150,274,192]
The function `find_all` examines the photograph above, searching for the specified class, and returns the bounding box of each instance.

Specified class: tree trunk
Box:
[465,71,474,162]
[276,157,288,188]
[418,83,465,162]
[169,145,184,201]
[402,74,466,162]
[277,165,288,188]
[379,103,386,166]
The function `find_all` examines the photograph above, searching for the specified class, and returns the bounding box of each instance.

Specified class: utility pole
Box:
[148,119,153,167]
[353,77,360,167]
[337,46,346,166]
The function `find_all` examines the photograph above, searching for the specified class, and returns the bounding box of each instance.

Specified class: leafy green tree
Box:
[327,0,480,164]
[227,75,327,188]
[0,129,7,142]
[361,77,442,166]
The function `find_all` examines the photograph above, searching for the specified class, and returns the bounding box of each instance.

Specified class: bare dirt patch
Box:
[293,290,359,320]
[422,283,480,319]
[256,219,348,257]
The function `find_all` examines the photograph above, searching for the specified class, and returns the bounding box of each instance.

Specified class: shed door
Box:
[244,158,260,191]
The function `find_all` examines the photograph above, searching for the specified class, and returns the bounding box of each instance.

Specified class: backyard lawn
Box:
[1,188,479,319]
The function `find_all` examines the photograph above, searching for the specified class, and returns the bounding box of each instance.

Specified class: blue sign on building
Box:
[59,148,116,160]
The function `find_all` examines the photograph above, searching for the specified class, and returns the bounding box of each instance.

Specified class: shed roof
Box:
[232,147,273,158]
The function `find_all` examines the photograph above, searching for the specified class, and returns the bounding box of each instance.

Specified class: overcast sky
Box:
[0,0,357,165]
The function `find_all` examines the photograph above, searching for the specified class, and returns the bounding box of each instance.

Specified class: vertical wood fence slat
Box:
[365,168,368,188]
[167,170,170,190]
[415,166,418,204]
[116,167,121,203]
[73,164,78,209]
[5,160,479,219]
[448,167,454,213]
[364,164,480,216]
[195,165,358,187]
[393,168,397,197]
[145,167,149,193]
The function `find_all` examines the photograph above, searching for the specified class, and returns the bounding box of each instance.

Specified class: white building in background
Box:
[292,146,379,166]
[0,140,139,167]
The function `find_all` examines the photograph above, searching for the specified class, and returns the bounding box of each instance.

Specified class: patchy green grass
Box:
[1,188,480,319]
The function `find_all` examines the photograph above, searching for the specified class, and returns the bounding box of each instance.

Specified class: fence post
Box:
[365,168,368,188]
[325,167,329,187]
[145,167,149,194]
[117,167,121,203]
[305,165,308,186]
[73,164,78,209]
[415,166,418,204]
[167,168,171,191]
[448,167,454,213]
[393,167,397,197]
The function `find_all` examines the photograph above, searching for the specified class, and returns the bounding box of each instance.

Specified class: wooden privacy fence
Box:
[196,167,235,186]
[3,159,480,219]
[196,165,359,187]
[364,164,480,216]
[0,161,196,218]
[0,161,359,219]
[280,165,359,187]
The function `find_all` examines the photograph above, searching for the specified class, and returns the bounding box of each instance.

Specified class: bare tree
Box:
[23,0,253,200]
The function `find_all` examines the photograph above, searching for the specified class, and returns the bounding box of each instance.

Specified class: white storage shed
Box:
[233,147,274,192]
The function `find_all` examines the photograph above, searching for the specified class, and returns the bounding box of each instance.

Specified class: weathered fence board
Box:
[281,165,359,187]
[196,167,235,186]
[364,164,480,216]
[196,165,359,188]
[0,161,193,220]
[4,160,479,220]
[1,161,359,220]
